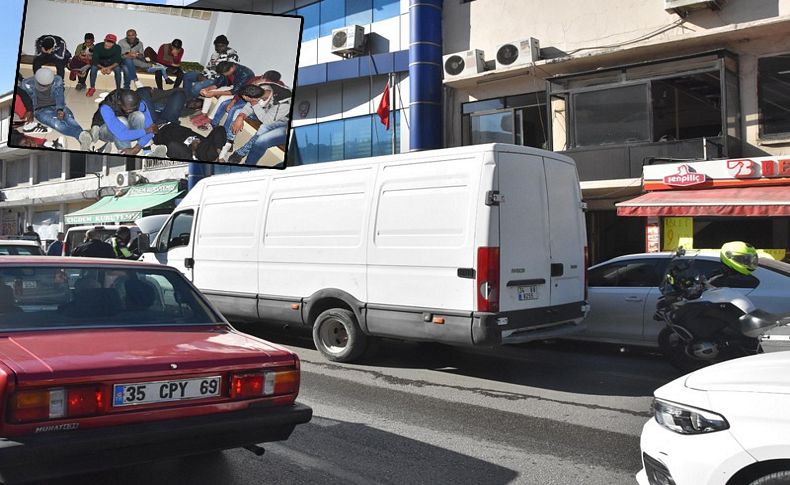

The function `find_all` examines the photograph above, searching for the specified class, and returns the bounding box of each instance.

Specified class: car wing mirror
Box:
[138,233,154,253]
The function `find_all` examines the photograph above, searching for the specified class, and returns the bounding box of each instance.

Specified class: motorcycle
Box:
[654,247,790,372]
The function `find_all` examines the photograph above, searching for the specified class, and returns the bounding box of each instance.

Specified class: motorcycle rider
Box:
[109,227,135,259]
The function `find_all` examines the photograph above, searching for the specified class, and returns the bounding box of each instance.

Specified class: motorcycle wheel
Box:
[658,327,710,373]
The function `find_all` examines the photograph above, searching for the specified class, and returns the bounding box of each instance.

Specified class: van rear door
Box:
[497,152,553,312]
[545,157,585,306]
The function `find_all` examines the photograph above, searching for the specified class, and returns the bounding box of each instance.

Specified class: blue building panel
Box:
[327,57,360,82]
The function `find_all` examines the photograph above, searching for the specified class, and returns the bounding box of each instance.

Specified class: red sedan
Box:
[0,257,311,483]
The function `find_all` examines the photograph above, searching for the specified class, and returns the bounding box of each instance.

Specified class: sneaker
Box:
[78,131,93,151]
[98,92,109,99]
[228,152,243,164]
[164,77,175,85]
[86,87,96,97]
[22,122,50,134]
[218,142,232,161]
[149,144,167,158]
[75,82,86,91]
[134,80,145,89]
[90,125,100,142]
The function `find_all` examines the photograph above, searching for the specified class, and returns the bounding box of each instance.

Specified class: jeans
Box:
[137,88,186,124]
[121,58,151,88]
[236,120,288,165]
[33,54,67,78]
[90,64,122,89]
[34,106,83,140]
[212,98,245,133]
[154,67,184,89]
[98,111,146,150]
[182,71,211,98]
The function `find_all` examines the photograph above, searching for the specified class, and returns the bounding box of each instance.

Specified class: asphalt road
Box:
[41,329,681,485]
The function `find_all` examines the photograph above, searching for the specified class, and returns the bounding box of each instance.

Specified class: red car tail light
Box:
[230,369,300,400]
[9,386,106,423]
[67,386,106,417]
[477,247,500,313]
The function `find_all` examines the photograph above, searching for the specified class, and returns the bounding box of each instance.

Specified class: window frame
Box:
[757,51,790,140]
[461,91,547,148]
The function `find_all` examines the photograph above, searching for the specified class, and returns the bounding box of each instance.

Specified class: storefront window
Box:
[462,92,547,149]
[574,84,650,146]
[758,54,790,137]
[32,210,61,241]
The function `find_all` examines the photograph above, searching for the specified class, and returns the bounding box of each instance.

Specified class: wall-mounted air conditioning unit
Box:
[443,49,485,79]
[116,171,138,187]
[331,25,366,57]
[664,0,722,15]
[495,38,540,69]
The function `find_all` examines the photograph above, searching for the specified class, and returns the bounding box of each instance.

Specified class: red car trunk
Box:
[0,326,295,383]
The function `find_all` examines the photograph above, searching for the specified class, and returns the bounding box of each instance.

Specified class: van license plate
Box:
[113,376,221,407]
[517,285,538,301]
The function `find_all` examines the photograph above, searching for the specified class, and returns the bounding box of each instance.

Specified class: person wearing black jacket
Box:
[71,230,115,258]
[155,123,226,162]
[34,35,71,78]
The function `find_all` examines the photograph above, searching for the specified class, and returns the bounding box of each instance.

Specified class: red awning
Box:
[616,186,790,217]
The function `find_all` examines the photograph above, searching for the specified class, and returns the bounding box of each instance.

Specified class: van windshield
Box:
[0,265,223,331]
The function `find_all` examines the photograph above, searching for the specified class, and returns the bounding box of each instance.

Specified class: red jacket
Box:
[157,43,183,67]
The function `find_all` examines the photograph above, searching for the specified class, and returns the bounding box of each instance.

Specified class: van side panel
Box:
[192,179,264,321]
[545,157,586,306]
[366,155,481,343]
[258,167,374,310]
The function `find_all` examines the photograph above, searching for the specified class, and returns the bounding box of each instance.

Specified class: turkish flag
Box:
[376,80,391,130]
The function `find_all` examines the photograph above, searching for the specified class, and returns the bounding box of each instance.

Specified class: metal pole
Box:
[391,72,396,154]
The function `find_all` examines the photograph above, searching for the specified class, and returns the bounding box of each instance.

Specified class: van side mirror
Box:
[138,233,153,253]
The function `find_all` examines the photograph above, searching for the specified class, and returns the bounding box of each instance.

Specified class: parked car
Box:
[638,351,790,485]
[0,257,312,483]
[0,238,45,256]
[572,252,790,347]
[141,144,589,362]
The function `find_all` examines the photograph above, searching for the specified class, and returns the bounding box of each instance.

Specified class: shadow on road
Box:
[235,324,682,398]
[34,417,519,485]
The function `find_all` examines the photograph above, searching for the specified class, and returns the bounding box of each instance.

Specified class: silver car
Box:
[573,252,790,347]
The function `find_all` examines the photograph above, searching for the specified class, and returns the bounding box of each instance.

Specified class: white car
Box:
[638,352,790,485]
[0,239,45,256]
[574,252,790,347]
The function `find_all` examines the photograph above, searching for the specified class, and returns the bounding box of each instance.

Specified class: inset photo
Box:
[11,0,301,168]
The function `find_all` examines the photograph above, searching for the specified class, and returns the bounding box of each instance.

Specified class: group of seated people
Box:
[12,31,291,165]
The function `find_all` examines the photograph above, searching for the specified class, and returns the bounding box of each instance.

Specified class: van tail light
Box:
[62,242,69,256]
[230,369,300,400]
[9,386,106,423]
[584,246,589,301]
[477,247,500,313]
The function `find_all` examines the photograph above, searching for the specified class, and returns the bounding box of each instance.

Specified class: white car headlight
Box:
[653,399,729,435]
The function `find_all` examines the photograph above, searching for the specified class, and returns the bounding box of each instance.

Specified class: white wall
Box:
[22,0,211,63]
[221,13,301,86]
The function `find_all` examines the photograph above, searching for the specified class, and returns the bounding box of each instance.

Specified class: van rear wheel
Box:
[313,309,368,363]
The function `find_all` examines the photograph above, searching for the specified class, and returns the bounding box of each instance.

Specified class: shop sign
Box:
[663,217,693,251]
[644,156,790,190]
[663,165,707,187]
[646,218,661,253]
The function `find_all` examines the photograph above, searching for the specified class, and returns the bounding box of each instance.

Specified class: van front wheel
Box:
[313,309,368,363]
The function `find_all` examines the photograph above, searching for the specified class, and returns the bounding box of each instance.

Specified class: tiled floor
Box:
[18,65,284,167]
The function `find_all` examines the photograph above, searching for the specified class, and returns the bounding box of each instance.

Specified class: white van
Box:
[141,144,589,362]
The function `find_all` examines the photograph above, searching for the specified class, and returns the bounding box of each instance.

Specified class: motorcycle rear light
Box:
[477,247,500,313]
[230,369,300,399]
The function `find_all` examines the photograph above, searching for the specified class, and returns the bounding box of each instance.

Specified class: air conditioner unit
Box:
[495,38,540,69]
[443,49,485,79]
[116,171,138,187]
[331,25,365,57]
[664,0,722,14]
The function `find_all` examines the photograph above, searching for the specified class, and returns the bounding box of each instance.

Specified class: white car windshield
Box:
[0,266,223,330]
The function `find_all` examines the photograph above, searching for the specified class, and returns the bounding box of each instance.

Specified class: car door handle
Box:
[625,296,643,302]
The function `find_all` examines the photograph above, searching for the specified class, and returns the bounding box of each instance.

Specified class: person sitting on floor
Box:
[155,124,227,162]
[87,34,123,97]
[33,34,71,79]
[200,61,255,121]
[149,39,184,89]
[226,83,291,165]
[119,29,152,90]
[182,35,239,99]
[67,33,94,91]
[90,89,164,156]
[17,69,91,150]
[135,87,188,124]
